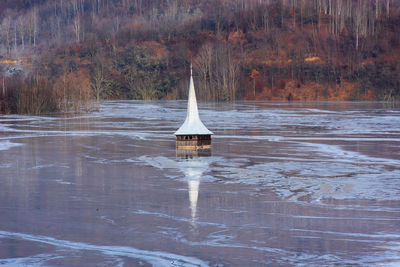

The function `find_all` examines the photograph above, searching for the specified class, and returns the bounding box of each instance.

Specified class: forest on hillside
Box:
[0,0,399,114]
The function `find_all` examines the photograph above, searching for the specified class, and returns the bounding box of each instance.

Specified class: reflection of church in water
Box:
[175,64,213,227]
[176,149,211,228]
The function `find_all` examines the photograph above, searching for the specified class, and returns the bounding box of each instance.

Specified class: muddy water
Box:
[0,101,399,266]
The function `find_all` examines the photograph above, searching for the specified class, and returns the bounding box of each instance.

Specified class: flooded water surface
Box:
[0,101,400,266]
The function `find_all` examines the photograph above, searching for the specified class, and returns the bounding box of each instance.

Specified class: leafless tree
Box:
[386,0,390,17]
[73,15,81,43]
[195,41,240,101]
[0,17,11,54]
[91,56,107,107]
[17,16,26,50]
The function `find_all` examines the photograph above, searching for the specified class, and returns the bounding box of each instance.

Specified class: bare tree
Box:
[386,0,390,17]
[375,0,380,19]
[2,76,5,96]
[13,21,17,51]
[17,16,26,50]
[195,41,240,101]
[194,43,214,100]
[73,15,81,43]
[91,57,107,108]
[0,17,11,54]
[33,7,38,46]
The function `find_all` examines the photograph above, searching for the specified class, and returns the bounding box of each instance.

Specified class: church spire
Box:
[174,64,213,136]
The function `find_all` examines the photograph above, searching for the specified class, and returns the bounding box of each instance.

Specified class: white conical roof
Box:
[174,66,213,136]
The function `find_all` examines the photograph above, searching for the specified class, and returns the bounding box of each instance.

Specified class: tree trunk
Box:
[73,16,81,43]
[386,0,390,17]
[2,76,5,96]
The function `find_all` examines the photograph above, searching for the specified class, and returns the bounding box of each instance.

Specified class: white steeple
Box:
[174,64,213,136]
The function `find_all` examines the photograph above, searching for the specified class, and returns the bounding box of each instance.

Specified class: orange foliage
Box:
[54,70,93,112]
[250,69,260,79]
[124,23,143,31]
[0,60,19,64]
[249,80,376,102]
[143,41,169,60]
[228,30,246,47]
[304,56,323,63]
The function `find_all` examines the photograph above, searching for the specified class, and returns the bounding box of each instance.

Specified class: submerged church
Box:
[175,65,213,149]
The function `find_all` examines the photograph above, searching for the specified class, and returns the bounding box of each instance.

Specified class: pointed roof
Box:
[174,65,213,136]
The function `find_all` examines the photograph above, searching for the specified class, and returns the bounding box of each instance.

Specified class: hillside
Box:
[1,0,400,113]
